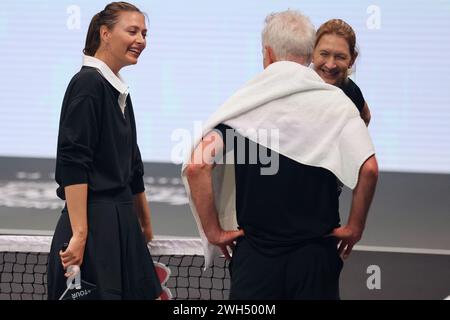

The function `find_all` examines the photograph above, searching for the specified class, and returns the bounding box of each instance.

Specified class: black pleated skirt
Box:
[47,188,162,300]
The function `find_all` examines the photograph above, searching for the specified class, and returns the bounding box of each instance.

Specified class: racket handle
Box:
[60,242,69,252]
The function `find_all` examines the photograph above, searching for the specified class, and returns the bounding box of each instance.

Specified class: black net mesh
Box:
[0,252,230,300]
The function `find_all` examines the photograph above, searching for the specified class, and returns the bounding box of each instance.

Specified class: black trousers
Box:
[229,237,343,300]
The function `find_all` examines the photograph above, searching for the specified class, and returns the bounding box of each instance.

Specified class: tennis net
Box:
[0,235,230,300]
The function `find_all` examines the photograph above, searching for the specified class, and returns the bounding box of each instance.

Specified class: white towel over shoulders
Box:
[182,61,375,268]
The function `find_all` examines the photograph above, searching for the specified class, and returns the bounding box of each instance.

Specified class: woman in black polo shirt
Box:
[313,19,371,126]
[47,2,161,300]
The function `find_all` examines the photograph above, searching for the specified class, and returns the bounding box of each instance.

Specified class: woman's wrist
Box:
[72,230,88,242]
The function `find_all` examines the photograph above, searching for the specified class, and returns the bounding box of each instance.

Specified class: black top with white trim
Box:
[55,66,145,199]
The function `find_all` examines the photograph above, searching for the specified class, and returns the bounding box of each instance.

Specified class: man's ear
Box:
[305,54,312,65]
[263,46,277,68]
[267,46,277,63]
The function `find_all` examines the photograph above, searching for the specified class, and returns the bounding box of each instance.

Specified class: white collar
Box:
[82,55,129,95]
[82,55,129,115]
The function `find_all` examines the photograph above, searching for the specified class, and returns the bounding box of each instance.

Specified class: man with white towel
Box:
[182,10,378,299]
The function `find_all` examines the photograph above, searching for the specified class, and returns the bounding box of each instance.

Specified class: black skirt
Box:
[47,188,162,300]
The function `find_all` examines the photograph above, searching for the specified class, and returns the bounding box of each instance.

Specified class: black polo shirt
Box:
[215,124,340,255]
[55,67,145,200]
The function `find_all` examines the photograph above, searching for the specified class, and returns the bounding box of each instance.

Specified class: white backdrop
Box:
[1,0,449,174]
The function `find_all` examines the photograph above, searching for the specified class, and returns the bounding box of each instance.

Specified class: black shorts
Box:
[229,236,343,300]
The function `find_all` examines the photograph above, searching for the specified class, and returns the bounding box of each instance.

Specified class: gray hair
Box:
[261,10,315,62]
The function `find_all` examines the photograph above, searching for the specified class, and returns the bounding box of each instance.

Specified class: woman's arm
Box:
[330,155,378,259]
[57,95,100,274]
[59,183,88,273]
[360,102,371,126]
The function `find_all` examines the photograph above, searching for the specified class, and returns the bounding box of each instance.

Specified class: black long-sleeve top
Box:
[55,66,145,200]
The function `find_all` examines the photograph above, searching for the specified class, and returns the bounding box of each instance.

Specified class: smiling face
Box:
[313,34,354,87]
[99,11,147,73]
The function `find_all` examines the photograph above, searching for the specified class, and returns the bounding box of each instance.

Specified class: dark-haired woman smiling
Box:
[47,2,161,300]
